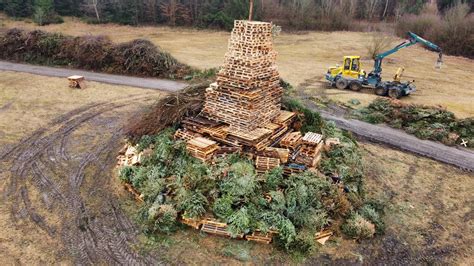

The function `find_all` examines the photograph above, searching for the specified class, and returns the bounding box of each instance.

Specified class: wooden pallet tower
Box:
[203,20,283,132]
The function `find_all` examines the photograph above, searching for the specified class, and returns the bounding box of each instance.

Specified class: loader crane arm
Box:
[371,31,443,77]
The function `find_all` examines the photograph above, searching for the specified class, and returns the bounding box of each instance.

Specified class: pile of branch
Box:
[125,82,209,141]
[0,28,191,78]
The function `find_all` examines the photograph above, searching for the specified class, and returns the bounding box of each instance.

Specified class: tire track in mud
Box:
[1,95,159,264]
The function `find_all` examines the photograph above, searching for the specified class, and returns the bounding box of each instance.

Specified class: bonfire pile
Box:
[169,20,336,173]
[116,20,344,246]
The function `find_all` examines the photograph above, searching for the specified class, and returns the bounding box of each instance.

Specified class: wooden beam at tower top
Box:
[249,0,254,21]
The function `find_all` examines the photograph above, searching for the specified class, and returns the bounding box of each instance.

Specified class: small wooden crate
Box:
[68,75,86,89]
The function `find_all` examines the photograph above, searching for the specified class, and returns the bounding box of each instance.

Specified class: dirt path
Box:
[0,95,160,264]
[2,59,471,171]
[299,92,474,172]
[0,61,187,92]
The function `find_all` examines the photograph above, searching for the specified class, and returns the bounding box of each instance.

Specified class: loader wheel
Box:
[335,78,348,90]
[388,88,402,99]
[349,82,362,91]
[375,86,388,96]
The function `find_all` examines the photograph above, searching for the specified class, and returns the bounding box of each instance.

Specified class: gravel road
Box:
[0,61,187,92]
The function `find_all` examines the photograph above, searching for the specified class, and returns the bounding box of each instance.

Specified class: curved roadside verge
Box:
[0,61,188,92]
[303,98,474,171]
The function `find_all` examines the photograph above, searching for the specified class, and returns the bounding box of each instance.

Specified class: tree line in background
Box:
[0,0,472,57]
[0,0,472,29]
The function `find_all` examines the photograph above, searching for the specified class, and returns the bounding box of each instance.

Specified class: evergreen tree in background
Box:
[33,0,62,25]
[53,0,82,16]
[3,0,35,17]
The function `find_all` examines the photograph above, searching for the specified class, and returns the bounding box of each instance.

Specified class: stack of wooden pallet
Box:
[295,132,324,167]
[186,137,219,162]
[202,20,283,131]
[280,132,302,149]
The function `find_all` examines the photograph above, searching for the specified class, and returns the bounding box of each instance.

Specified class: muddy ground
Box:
[1,72,472,264]
[0,72,163,263]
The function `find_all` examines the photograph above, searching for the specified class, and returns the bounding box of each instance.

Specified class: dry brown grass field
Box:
[2,15,473,118]
[0,72,162,264]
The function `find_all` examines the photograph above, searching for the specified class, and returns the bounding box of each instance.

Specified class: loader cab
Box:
[326,56,365,82]
[342,56,362,79]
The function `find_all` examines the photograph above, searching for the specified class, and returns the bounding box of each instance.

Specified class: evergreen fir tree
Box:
[4,0,34,17]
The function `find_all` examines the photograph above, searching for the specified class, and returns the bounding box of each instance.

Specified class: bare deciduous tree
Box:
[365,0,381,21]
[160,0,190,26]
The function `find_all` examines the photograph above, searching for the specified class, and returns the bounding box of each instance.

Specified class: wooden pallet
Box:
[279,131,302,149]
[181,217,203,230]
[265,147,290,163]
[315,230,333,245]
[295,153,321,168]
[299,142,323,157]
[302,132,323,145]
[215,146,242,156]
[186,137,219,162]
[283,163,306,175]
[255,156,280,172]
[201,219,244,238]
[245,231,275,244]
[182,117,229,139]
[273,110,296,126]
[123,183,144,203]
[174,129,201,141]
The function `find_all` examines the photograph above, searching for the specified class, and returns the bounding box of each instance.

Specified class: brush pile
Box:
[355,98,473,147]
[125,83,209,141]
[0,28,191,78]
[118,125,382,254]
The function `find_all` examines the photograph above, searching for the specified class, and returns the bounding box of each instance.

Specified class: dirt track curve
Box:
[300,93,474,172]
[0,61,187,92]
[0,95,160,264]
